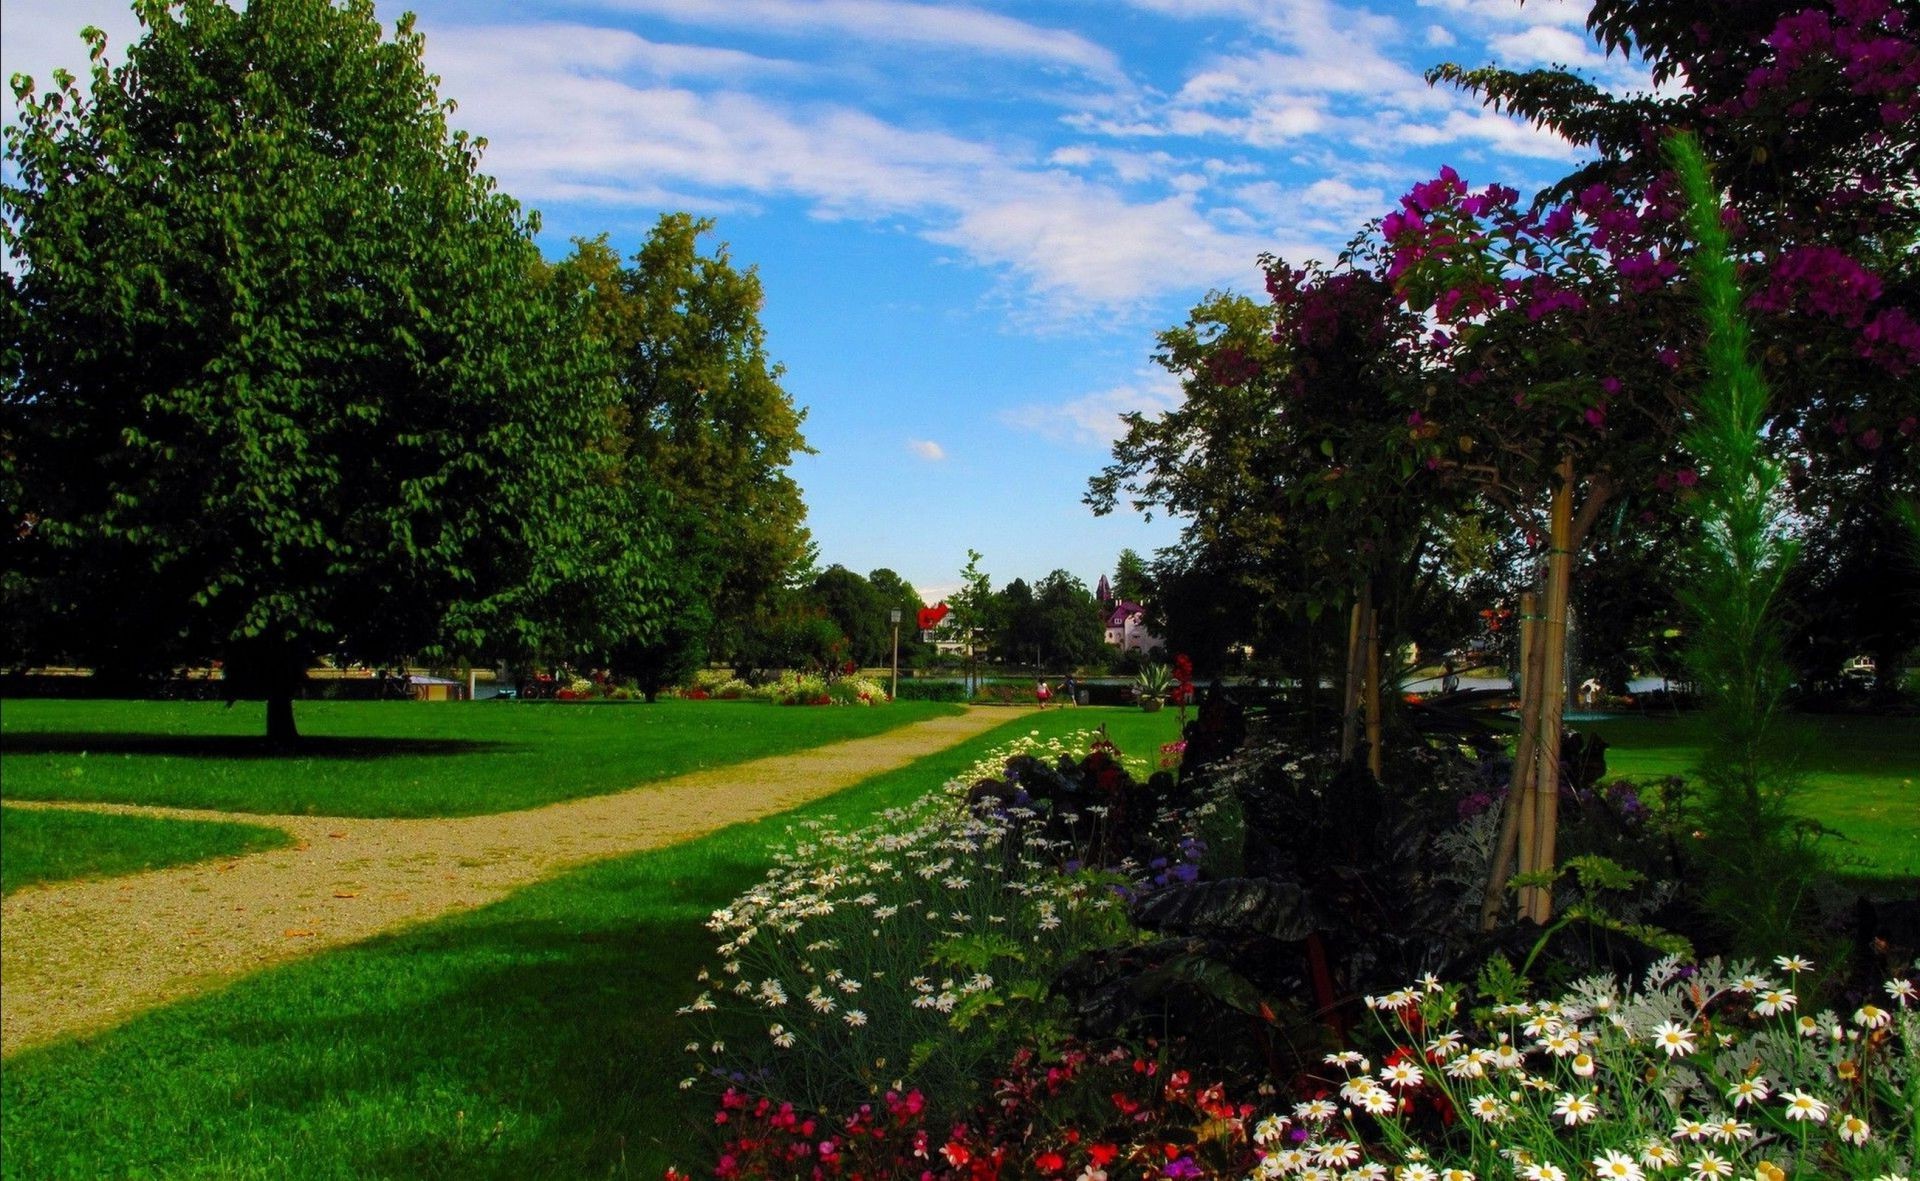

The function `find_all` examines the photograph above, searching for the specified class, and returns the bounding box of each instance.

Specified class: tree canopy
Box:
[1,0,667,738]
[547,217,814,662]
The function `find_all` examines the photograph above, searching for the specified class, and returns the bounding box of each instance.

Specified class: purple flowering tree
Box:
[1380,163,1701,923]
[1433,0,1920,687]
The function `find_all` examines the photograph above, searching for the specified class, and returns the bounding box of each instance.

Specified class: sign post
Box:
[889,609,902,701]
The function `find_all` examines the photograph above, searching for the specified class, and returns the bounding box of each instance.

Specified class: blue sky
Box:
[6,0,1650,602]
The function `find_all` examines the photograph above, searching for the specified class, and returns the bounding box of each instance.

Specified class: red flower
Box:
[1035,1150,1066,1173]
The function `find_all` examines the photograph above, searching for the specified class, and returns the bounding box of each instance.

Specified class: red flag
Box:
[917,603,950,631]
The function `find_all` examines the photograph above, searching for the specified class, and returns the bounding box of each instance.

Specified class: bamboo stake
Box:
[1514,591,1550,919]
[1527,458,1577,923]
[1340,596,1365,763]
[1364,603,1384,780]
[1481,589,1542,929]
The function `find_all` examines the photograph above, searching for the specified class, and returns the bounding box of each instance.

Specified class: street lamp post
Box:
[889,609,902,701]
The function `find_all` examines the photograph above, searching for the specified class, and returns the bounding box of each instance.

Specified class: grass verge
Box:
[0,706,1182,1180]
[0,806,293,895]
[0,698,960,818]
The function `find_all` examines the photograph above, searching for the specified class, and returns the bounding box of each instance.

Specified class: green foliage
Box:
[1666,132,1830,953]
[1111,548,1152,605]
[1136,662,1173,699]
[808,565,887,666]
[865,567,932,667]
[1473,951,1528,1008]
[1,0,665,738]
[546,216,814,662]
[949,549,998,662]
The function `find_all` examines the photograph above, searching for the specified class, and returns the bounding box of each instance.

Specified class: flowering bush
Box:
[680,1041,1273,1181]
[827,676,888,706]
[748,672,831,706]
[1248,956,1919,1181]
[677,731,1175,1119]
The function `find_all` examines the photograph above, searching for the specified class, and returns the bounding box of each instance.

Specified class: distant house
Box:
[1103,600,1160,654]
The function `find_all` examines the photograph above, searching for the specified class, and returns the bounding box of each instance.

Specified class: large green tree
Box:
[865,567,930,669]
[548,218,814,661]
[1032,570,1106,671]
[1,0,665,741]
[809,565,885,667]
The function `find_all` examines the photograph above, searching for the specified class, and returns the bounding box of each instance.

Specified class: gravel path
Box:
[1,706,1014,1057]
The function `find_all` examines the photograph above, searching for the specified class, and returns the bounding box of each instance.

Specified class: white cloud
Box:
[460,23,807,80]
[1425,24,1457,47]
[421,20,1279,318]
[1488,25,1611,71]
[908,439,947,460]
[1395,107,1583,160]
[1414,0,1589,30]
[586,0,1124,79]
[1001,372,1184,449]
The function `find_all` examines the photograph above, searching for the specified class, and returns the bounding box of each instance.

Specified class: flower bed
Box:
[676,729,1197,1117]
[666,716,1917,1179]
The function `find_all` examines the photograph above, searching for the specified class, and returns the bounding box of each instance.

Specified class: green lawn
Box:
[0,806,293,895]
[0,698,961,818]
[0,706,1182,1181]
[1581,713,1920,880]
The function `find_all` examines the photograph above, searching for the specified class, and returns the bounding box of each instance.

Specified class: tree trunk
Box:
[266,692,299,747]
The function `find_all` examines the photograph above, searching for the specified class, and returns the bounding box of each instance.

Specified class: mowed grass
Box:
[0,806,293,895]
[1581,713,1920,880]
[0,706,1183,1181]
[0,698,962,818]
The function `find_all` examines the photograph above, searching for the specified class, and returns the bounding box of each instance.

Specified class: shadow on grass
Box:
[0,733,517,760]
[0,844,777,1180]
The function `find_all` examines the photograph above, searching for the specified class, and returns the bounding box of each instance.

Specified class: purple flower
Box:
[1164,1157,1203,1178]
[1753,245,1884,326]
[1526,287,1586,320]
[1860,307,1920,374]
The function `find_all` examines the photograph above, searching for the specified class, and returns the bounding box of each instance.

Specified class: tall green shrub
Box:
[1667,132,1824,952]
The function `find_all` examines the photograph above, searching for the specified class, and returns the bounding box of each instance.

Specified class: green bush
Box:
[892,680,969,703]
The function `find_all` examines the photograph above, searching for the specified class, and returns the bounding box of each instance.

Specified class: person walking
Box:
[1062,673,1080,706]
[1035,678,1052,709]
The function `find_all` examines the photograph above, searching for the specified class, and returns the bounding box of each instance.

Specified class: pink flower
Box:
[1676,468,1699,488]
[1584,405,1607,428]
[1858,428,1884,451]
